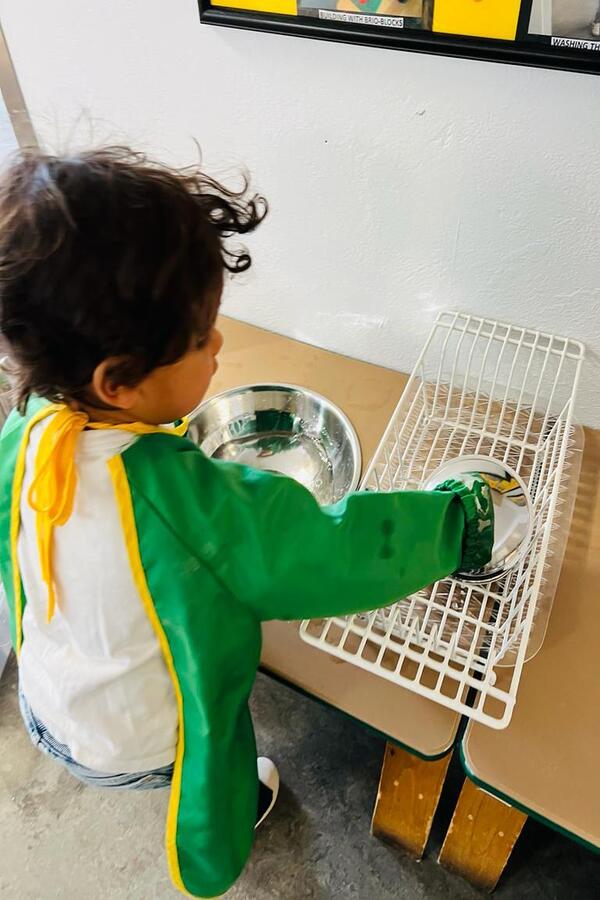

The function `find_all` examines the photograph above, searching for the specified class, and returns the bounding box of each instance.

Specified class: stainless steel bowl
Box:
[423,455,533,583]
[188,384,361,505]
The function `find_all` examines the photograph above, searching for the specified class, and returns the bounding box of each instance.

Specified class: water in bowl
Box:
[213,429,335,504]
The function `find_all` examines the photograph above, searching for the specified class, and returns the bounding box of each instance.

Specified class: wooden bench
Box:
[212,317,461,857]
[439,427,600,890]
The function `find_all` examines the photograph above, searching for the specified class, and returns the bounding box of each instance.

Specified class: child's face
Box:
[92,325,224,424]
[135,326,225,424]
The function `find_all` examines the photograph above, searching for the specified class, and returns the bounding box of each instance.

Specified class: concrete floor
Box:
[2,655,600,900]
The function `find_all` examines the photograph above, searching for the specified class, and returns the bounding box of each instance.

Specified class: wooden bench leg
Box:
[439,777,527,892]
[371,742,452,859]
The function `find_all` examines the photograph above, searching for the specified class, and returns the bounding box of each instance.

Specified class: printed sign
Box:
[200,0,600,74]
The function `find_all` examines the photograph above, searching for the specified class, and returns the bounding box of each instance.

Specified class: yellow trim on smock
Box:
[10,404,61,654]
[26,405,188,624]
[107,456,192,898]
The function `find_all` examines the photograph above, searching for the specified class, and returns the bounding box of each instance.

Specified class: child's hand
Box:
[434,474,495,573]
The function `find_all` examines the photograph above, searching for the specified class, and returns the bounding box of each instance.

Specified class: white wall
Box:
[0,90,17,159]
[2,0,600,424]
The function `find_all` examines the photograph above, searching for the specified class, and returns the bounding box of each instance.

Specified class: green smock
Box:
[0,400,492,897]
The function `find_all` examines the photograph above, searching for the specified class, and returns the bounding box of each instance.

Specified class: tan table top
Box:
[463,427,600,849]
[208,317,461,758]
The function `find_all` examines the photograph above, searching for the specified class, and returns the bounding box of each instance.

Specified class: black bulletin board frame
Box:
[199,0,600,75]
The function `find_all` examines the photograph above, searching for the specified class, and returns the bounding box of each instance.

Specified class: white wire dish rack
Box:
[299,311,585,729]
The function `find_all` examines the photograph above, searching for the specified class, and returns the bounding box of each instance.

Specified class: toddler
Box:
[0,148,493,898]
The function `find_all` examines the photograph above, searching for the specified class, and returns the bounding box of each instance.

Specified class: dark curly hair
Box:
[0,146,267,409]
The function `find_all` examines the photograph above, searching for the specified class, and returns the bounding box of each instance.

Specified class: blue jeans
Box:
[19,689,173,789]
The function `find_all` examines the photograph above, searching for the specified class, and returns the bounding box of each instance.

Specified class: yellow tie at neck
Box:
[27,404,188,623]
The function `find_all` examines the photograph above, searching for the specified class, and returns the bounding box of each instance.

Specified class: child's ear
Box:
[92,358,140,410]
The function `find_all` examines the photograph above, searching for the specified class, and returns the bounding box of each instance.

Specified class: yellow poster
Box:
[215,0,296,13]
[433,0,522,41]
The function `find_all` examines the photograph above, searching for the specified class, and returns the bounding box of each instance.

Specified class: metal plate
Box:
[188,384,361,505]
[424,454,533,583]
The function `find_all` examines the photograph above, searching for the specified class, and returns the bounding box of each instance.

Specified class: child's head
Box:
[0,147,267,423]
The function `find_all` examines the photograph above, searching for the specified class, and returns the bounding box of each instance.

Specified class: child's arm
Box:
[204,461,492,622]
